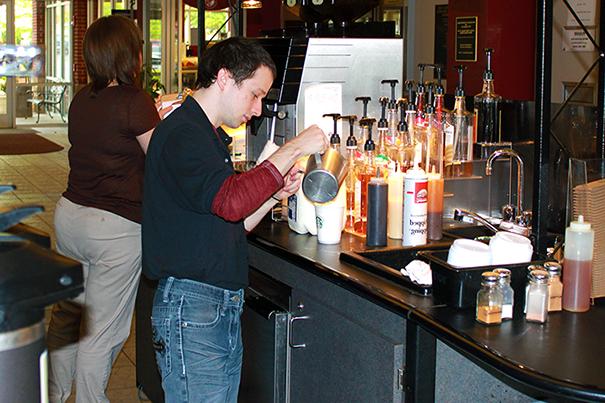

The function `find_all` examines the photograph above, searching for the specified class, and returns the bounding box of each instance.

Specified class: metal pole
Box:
[198,0,205,57]
[597,0,605,164]
[237,0,244,37]
[533,0,553,255]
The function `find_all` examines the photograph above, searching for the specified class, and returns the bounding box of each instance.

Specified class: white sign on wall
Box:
[566,0,596,26]
[563,28,596,52]
[563,0,597,52]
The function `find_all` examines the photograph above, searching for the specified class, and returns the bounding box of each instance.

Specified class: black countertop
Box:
[248,219,605,402]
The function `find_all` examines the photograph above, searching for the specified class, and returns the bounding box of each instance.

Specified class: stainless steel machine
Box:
[247,37,404,161]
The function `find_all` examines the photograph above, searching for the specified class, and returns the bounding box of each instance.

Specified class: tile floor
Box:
[1,120,147,402]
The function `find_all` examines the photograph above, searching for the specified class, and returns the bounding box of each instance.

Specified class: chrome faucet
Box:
[453,208,499,234]
[485,149,524,213]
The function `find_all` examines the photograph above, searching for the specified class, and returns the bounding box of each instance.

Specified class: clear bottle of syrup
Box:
[446,65,474,178]
[473,48,502,159]
[354,118,377,236]
[341,115,359,233]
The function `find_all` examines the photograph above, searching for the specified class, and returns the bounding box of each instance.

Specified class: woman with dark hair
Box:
[46,15,160,403]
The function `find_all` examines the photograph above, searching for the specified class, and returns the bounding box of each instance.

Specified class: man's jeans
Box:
[151,277,244,403]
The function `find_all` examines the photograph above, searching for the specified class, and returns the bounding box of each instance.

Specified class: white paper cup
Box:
[489,231,533,265]
[447,239,491,268]
[315,204,345,244]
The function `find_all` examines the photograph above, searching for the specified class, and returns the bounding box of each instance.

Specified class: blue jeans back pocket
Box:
[151,317,172,380]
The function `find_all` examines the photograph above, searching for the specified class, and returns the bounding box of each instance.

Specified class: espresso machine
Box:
[246,1,403,161]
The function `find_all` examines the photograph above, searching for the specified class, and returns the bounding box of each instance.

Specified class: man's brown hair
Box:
[83,15,142,93]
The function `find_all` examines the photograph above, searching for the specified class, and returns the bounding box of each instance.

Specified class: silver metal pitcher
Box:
[302,148,349,203]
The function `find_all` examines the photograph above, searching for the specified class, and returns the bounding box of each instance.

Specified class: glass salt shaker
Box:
[526,269,549,323]
[524,264,544,313]
[493,268,514,320]
[476,271,503,325]
[544,261,563,312]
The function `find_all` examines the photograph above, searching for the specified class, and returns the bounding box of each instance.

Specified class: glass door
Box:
[0,0,15,128]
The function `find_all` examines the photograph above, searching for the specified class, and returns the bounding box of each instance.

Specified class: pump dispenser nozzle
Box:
[377,97,389,129]
[454,65,467,97]
[323,113,341,147]
[484,48,494,80]
[339,114,358,148]
[381,79,399,108]
[397,99,408,132]
[417,64,426,93]
[434,64,444,95]
[359,117,376,151]
[425,82,435,113]
[355,96,372,119]
[405,80,415,104]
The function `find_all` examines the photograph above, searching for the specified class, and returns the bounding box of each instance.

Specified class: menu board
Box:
[455,16,477,62]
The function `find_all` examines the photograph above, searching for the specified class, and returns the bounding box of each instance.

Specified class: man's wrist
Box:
[271,195,281,202]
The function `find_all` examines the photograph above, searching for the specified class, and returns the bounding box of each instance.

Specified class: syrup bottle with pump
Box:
[446,65,474,178]
[474,48,502,158]
[355,96,372,152]
[432,64,449,126]
[397,99,414,171]
[376,97,390,159]
[340,115,359,232]
[381,79,400,147]
[354,118,377,236]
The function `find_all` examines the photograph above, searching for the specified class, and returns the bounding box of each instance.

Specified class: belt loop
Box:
[223,290,229,305]
[163,277,174,302]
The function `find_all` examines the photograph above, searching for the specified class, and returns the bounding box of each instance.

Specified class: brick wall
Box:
[32,0,45,46]
[73,0,88,87]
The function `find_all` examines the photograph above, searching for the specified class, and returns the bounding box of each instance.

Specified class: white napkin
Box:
[400,260,432,285]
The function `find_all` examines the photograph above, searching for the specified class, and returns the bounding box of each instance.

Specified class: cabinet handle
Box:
[289,315,310,349]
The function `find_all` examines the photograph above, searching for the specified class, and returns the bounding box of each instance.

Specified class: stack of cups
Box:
[447,239,491,267]
[489,232,533,265]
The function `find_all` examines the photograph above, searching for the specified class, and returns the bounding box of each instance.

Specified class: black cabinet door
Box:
[289,289,404,403]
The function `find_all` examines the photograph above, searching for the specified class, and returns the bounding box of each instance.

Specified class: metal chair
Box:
[27,83,68,123]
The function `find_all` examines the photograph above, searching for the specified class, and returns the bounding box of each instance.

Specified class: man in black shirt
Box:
[142,37,327,402]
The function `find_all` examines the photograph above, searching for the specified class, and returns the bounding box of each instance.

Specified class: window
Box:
[45,1,71,82]
[99,0,132,17]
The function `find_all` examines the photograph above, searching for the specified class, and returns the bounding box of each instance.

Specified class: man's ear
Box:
[216,68,230,90]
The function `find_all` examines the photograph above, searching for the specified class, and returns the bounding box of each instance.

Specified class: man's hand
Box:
[288,124,329,156]
[266,124,328,176]
[274,166,304,200]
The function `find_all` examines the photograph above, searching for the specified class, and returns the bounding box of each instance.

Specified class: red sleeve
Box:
[211,160,284,222]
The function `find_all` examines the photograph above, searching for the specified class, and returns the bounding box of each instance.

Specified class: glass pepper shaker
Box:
[524,264,544,313]
[544,261,563,312]
[476,271,503,325]
[526,269,549,323]
[493,268,514,320]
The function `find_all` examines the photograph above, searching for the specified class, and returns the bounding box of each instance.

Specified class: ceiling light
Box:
[241,0,262,9]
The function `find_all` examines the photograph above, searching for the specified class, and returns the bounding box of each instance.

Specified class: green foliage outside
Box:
[0,0,33,45]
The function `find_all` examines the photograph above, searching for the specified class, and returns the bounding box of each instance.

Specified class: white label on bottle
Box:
[403,177,428,246]
[288,194,297,221]
[502,304,513,319]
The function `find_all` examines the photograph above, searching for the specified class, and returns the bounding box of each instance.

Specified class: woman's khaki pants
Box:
[47,197,141,403]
